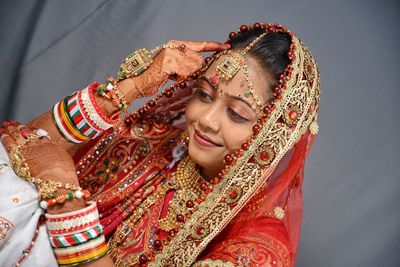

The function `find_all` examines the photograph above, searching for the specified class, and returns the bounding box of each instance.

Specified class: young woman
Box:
[0,22,320,266]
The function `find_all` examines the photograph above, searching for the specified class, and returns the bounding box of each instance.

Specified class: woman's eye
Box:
[195,88,213,102]
[228,108,248,122]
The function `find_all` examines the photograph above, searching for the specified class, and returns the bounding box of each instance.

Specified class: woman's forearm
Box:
[27,79,140,155]
[27,50,167,155]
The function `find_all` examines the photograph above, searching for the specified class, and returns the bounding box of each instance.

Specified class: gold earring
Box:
[180,130,189,146]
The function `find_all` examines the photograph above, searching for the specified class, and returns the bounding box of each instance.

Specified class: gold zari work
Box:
[150,35,320,266]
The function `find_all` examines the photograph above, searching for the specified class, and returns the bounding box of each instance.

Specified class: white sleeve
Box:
[0,144,57,267]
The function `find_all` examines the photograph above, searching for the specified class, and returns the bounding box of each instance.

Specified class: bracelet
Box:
[58,248,108,267]
[66,92,98,138]
[15,215,44,267]
[55,240,108,266]
[54,234,105,255]
[97,78,129,111]
[53,99,89,143]
[40,189,91,210]
[31,177,83,200]
[117,43,186,80]
[10,129,49,179]
[80,84,118,130]
[50,224,103,248]
[76,87,104,133]
[53,82,120,143]
[46,201,100,235]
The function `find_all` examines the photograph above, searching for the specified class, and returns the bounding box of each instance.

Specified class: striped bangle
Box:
[60,97,90,141]
[46,201,100,235]
[52,81,119,143]
[55,236,108,266]
[53,100,86,143]
[76,89,104,132]
[66,93,98,138]
[50,224,103,248]
[54,235,105,255]
[58,248,108,267]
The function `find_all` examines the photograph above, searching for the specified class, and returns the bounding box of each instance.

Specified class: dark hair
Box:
[228,29,291,86]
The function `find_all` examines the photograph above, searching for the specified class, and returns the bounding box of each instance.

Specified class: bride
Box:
[0,22,320,266]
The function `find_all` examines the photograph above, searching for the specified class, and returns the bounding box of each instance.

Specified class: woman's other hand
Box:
[0,121,84,213]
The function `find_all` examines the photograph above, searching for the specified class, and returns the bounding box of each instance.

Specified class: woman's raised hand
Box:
[160,40,230,79]
[124,40,229,99]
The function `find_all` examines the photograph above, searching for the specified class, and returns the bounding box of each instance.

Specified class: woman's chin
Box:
[187,141,223,170]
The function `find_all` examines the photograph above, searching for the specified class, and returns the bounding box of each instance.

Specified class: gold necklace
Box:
[158,155,206,232]
[108,154,209,263]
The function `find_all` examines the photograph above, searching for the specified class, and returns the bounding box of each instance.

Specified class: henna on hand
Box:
[0,123,85,213]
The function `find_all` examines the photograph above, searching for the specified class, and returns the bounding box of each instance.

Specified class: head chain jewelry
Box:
[205,32,267,112]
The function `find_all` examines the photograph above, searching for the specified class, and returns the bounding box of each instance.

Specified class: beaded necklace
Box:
[108,154,212,265]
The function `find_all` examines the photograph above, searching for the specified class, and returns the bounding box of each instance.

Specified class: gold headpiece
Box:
[207,33,267,112]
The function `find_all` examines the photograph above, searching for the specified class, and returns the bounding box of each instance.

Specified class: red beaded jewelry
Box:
[15,216,45,266]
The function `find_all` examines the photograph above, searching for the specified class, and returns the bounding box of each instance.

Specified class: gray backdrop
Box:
[0,0,399,266]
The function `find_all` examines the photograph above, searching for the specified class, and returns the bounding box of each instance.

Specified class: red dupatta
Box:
[73,22,320,267]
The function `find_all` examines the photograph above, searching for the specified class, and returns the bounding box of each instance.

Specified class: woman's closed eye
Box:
[195,88,214,102]
[227,107,249,122]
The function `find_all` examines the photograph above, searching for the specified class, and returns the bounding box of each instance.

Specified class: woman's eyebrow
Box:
[197,76,256,112]
[197,76,217,90]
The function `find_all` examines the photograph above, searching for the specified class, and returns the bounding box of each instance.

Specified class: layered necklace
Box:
[109,153,212,265]
[158,155,207,232]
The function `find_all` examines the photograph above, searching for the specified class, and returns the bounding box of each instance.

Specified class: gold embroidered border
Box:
[193,259,237,267]
[0,216,14,241]
[151,35,320,266]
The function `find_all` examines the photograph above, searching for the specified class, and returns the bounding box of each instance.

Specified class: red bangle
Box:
[87,82,117,125]
[46,201,100,235]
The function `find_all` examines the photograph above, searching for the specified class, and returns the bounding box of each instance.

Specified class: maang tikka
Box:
[207,32,267,112]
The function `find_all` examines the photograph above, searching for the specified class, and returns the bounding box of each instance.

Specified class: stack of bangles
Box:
[53,80,128,144]
[8,127,107,265]
[53,43,187,144]
[46,201,108,266]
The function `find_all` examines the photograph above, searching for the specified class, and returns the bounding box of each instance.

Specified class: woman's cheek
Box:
[185,98,204,123]
[223,125,252,152]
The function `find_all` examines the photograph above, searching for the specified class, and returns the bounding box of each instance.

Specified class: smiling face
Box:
[185,53,274,178]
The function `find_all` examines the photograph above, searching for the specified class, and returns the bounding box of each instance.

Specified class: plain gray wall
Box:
[0,0,399,266]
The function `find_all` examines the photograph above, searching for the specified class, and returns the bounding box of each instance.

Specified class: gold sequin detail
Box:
[310,120,319,135]
[12,196,19,204]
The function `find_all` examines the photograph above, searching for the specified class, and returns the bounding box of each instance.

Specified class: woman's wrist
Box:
[37,170,86,214]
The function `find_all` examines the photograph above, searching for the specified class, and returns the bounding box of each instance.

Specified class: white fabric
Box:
[0,143,57,267]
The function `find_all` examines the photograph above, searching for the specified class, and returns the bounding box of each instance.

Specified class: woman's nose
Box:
[198,104,221,132]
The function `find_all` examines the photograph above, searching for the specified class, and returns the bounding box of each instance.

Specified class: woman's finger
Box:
[6,125,26,146]
[173,40,230,53]
[0,131,17,153]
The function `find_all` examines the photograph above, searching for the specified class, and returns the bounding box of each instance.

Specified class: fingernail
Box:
[21,129,30,139]
[10,120,17,126]
[1,122,9,127]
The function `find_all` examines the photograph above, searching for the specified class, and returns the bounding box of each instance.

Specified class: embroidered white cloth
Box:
[0,144,57,266]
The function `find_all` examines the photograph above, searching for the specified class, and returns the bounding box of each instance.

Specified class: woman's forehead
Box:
[202,54,271,104]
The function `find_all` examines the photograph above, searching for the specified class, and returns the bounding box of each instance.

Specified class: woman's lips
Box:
[194,130,222,147]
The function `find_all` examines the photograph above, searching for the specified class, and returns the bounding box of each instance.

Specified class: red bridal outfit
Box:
[74,24,320,267]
